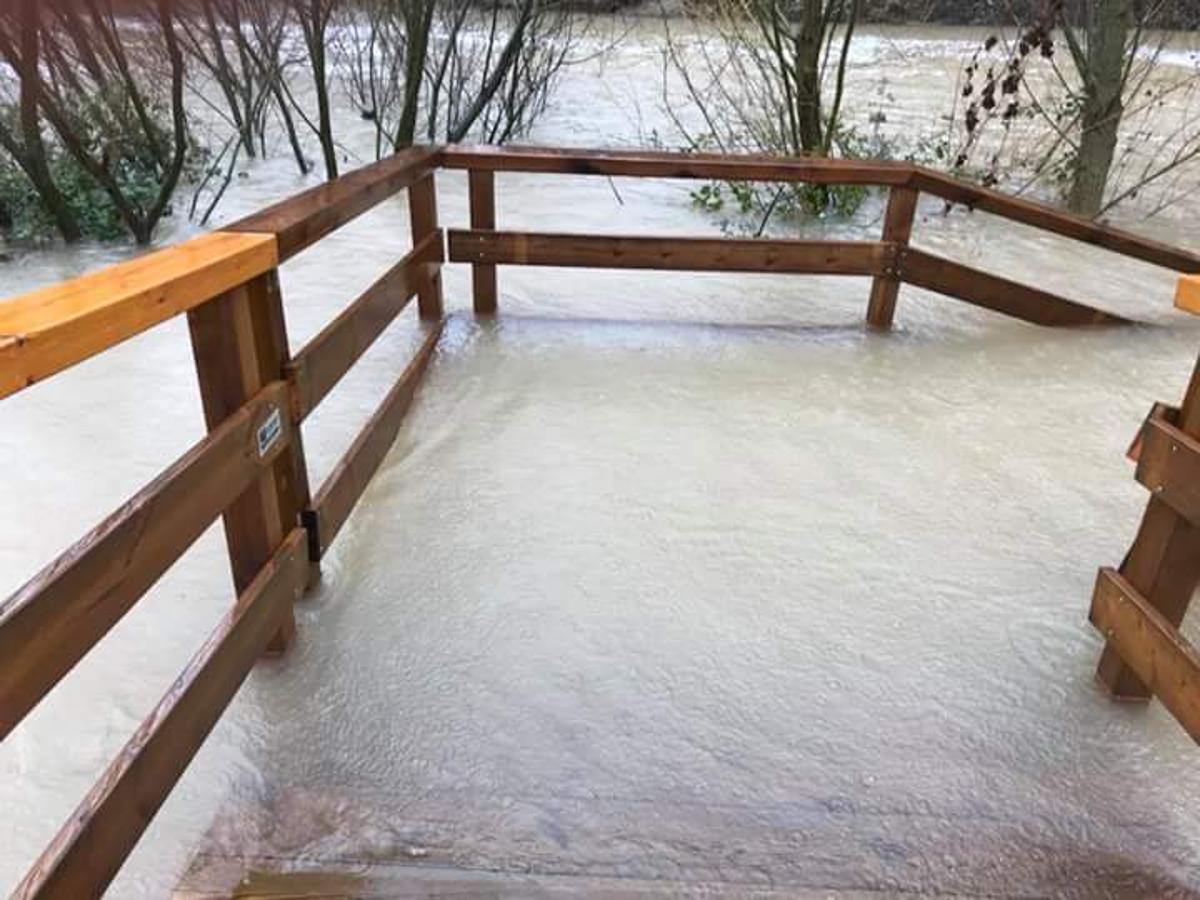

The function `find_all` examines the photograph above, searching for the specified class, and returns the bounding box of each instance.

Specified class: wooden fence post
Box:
[408,173,445,320]
[468,170,498,316]
[187,270,314,653]
[1097,355,1200,698]
[866,185,919,329]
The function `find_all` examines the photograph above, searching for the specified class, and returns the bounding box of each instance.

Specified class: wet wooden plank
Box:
[469,170,498,315]
[287,231,442,419]
[1090,567,1200,743]
[1135,418,1200,525]
[306,322,442,557]
[227,146,440,262]
[0,381,293,739]
[898,248,1129,326]
[0,232,277,400]
[1127,403,1179,463]
[448,230,892,276]
[13,529,309,900]
[442,144,913,186]
[866,186,918,329]
[912,170,1200,274]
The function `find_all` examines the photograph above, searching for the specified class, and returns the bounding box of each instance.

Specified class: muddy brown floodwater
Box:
[3,21,1200,898]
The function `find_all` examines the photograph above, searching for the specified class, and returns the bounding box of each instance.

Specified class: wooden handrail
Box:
[0,231,277,400]
[442,143,913,186]
[228,145,440,262]
[443,144,1200,275]
[2,148,447,898]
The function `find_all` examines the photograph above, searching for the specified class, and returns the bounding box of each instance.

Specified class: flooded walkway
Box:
[166,315,1200,896]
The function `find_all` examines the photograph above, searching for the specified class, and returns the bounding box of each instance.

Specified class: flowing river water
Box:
[5,21,1200,897]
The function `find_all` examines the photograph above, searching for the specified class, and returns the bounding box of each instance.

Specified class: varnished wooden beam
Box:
[1090,567,1200,743]
[287,231,442,419]
[898,247,1129,326]
[12,529,309,899]
[306,323,442,558]
[0,232,277,400]
[442,144,914,186]
[1134,417,1200,526]
[407,174,445,320]
[227,146,440,262]
[468,170,498,315]
[866,186,919,329]
[188,273,314,652]
[0,381,294,739]
[448,230,893,276]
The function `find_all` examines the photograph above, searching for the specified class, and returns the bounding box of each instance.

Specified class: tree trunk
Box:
[794,0,825,154]
[304,0,337,179]
[15,0,81,242]
[394,0,435,150]
[1068,0,1131,217]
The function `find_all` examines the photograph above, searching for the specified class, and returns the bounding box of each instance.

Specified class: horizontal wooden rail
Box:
[228,145,440,261]
[305,322,442,559]
[443,144,913,186]
[897,248,1128,326]
[288,230,444,420]
[0,381,295,739]
[1090,567,1200,743]
[1134,417,1200,525]
[13,529,309,899]
[0,232,277,400]
[448,230,893,276]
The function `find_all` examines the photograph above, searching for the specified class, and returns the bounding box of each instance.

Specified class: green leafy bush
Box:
[0,91,205,244]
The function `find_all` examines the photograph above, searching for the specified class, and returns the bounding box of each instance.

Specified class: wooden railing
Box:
[2,144,1199,897]
[441,145,1200,328]
[0,144,443,898]
[1089,277,1200,742]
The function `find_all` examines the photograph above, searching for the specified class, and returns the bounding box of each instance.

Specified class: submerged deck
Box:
[167,316,1200,896]
[6,146,1200,897]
